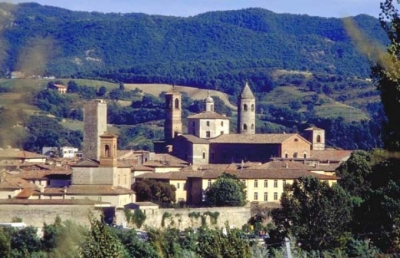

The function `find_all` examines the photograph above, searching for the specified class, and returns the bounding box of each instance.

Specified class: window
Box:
[254,192,258,201]
[254,180,258,188]
[221,121,224,126]
[294,138,298,142]
[264,192,268,201]
[251,124,254,130]
[251,104,254,111]
[98,197,102,201]
[304,153,307,159]
[274,180,278,188]
[285,153,288,158]
[206,131,211,138]
[206,121,210,126]
[202,152,206,159]
[317,135,321,143]
[243,124,247,131]
[244,104,248,111]
[208,180,212,188]
[177,183,180,189]
[264,180,268,188]
[220,131,224,135]
[274,192,278,200]
[174,98,179,109]
[293,152,298,158]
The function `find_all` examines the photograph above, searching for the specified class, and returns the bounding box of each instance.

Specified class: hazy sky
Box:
[10,0,384,18]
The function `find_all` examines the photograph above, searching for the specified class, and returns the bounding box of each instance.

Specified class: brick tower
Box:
[164,87,182,144]
[83,99,107,160]
[237,82,256,134]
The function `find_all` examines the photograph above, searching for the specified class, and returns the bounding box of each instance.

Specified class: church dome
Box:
[204,91,214,103]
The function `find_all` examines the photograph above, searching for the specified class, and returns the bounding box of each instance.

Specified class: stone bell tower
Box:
[99,132,118,167]
[164,87,182,144]
[237,82,256,134]
[83,99,107,160]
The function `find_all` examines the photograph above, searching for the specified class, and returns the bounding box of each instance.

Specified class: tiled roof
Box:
[209,134,296,144]
[250,160,310,170]
[187,111,229,120]
[53,84,67,89]
[0,176,37,190]
[310,150,352,162]
[136,171,204,180]
[71,159,100,167]
[179,134,210,144]
[0,149,47,159]
[132,164,154,171]
[66,185,133,195]
[152,153,189,165]
[15,188,35,199]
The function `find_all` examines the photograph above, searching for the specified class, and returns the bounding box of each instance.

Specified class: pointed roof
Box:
[240,82,255,99]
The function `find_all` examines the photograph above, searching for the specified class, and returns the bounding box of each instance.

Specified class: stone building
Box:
[237,82,256,134]
[164,88,182,145]
[83,99,107,160]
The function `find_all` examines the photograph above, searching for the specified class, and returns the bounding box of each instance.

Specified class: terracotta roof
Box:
[66,185,133,195]
[132,164,154,171]
[178,134,210,144]
[0,199,108,205]
[0,176,37,190]
[209,134,297,144]
[308,163,342,172]
[0,149,47,159]
[187,111,229,120]
[250,160,310,170]
[310,150,352,162]
[152,153,189,165]
[240,82,255,99]
[136,171,204,180]
[15,188,35,199]
[53,84,67,89]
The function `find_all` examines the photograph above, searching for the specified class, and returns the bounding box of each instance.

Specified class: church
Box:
[159,83,327,166]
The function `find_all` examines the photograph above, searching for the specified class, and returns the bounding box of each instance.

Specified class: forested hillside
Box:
[0,2,388,97]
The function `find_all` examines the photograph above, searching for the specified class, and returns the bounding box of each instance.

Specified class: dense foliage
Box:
[205,173,247,207]
[132,179,177,206]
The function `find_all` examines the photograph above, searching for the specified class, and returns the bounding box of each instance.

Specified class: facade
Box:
[237,82,256,134]
[83,99,107,160]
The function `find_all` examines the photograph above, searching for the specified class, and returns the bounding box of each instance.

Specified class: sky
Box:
[9,0,383,18]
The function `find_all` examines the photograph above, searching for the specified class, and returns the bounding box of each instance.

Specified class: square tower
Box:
[83,99,107,160]
[164,89,182,144]
[304,127,325,150]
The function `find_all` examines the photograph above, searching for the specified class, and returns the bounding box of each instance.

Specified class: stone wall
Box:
[119,206,251,230]
[0,204,101,228]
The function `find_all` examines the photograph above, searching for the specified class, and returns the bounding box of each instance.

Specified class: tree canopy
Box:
[205,173,246,207]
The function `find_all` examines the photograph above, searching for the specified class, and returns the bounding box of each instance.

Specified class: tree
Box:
[371,0,400,151]
[97,85,107,96]
[205,173,246,206]
[271,176,353,252]
[132,179,176,206]
[79,213,124,258]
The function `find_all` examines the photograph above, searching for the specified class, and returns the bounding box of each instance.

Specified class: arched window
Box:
[105,145,110,157]
[317,135,321,143]
[304,153,307,159]
[174,98,179,109]
[244,104,248,111]
[251,124,254,130]
[251,104,254,111]
[285,153,288,158]
[203,152,206,159]
[243,124,248,131]
[293,152,298,158]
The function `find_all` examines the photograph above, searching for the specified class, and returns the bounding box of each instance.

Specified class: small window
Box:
[98,197,102,201]
[202,152,206,159]
[317,135,321,143]
[274,180,278,188]
[294,138,298,142]
[220,131,224,135]
[254,180,258,188]
[177,183,180,189]
[251,124,254,130]
[206,131,211,138]
[254,192,258,201]
[304,153,307,159]
[221,121,224,126]
[244,104,248,111]
[243,124,247,131]
[264,180,268,188]
[264,192,268,201]
[274,192,278,200]
[251,104,254,111]
[285,153,288,158]
[206,121,210,126]
[208,180,212,188]
[174,98,179,109]
[293,152,298,158]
